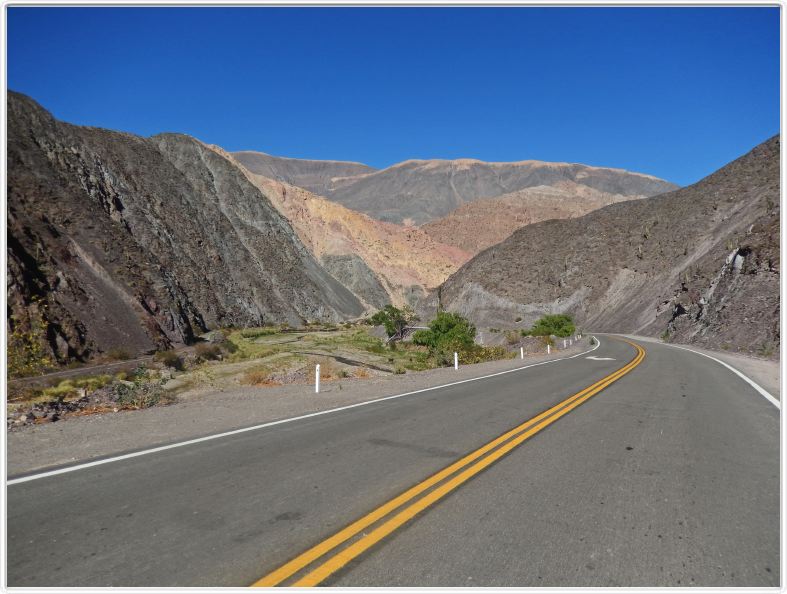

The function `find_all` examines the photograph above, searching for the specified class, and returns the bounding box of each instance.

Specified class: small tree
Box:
[525,314,576,338]
[369,305,419,339]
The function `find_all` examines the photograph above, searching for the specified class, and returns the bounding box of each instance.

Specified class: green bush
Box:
[525,314,575,338]
[412,312,480,367]
[412,311,476,351]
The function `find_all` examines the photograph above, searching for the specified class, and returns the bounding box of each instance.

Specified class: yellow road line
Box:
[253,339,645,587]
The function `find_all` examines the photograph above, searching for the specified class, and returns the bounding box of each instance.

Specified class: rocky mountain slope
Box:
[223,163,471,307]
[263,157,678,225]
[232,151,375,197]
[429,136,779,357]
[421,182,646,253]
[7,92,364,363]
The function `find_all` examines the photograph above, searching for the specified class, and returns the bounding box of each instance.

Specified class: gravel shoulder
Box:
[8,340,594,476]
[620,334,780,399]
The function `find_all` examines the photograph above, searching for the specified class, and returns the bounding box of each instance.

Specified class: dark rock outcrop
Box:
[7,92,363,363]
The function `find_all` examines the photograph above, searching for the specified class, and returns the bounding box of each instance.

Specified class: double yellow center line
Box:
[253,338,646,587]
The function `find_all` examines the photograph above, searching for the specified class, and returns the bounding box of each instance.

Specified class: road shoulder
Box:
[620,334,780,399]
[8,340,595,477]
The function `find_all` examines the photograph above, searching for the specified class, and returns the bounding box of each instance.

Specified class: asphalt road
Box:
[6,337,779,587]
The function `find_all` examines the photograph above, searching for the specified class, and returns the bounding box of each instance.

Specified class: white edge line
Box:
[7,337,602,486]
[660,342,780,410]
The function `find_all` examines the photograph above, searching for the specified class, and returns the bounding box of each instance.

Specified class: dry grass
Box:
[241,367,281,387]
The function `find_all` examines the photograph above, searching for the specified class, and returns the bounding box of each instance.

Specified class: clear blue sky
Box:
[7,7,780,186]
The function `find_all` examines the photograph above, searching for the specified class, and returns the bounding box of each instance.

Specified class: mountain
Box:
[263,157,678,225]
[213,145,470,306]
[216,155,471,307]
[421,182,646,254]
[429,137,779,357]
[7,92,364,363]
[232,151,375,197]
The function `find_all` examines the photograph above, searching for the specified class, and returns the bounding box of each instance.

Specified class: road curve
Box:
[6,337,778,587]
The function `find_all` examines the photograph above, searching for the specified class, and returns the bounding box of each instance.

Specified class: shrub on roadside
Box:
[113,380,174,409]
[504,330,520,345]
[412,312,476,351]
[112,365,174,409]
[412,312,497,367]
[524,314,575,338]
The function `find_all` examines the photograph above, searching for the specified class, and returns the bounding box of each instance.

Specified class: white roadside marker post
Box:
[454,352,459,370]
[520,346,524,359]
[563,339,567,349]
[547,344,551,354]
[315,364,320,394]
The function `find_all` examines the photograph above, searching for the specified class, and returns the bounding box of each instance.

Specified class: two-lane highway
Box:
[6,337,779,587]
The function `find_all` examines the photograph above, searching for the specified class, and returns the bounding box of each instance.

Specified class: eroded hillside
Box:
[430,137,779,357]
[219,153,471,307]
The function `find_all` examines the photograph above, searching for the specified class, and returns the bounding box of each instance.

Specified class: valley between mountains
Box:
[7,90,778,381]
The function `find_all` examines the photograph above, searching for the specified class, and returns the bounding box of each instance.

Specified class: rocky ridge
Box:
[430,136,780,357]
[259,156,679,225]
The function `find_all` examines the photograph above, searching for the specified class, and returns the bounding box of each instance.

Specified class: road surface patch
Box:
[254,338,645,587]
